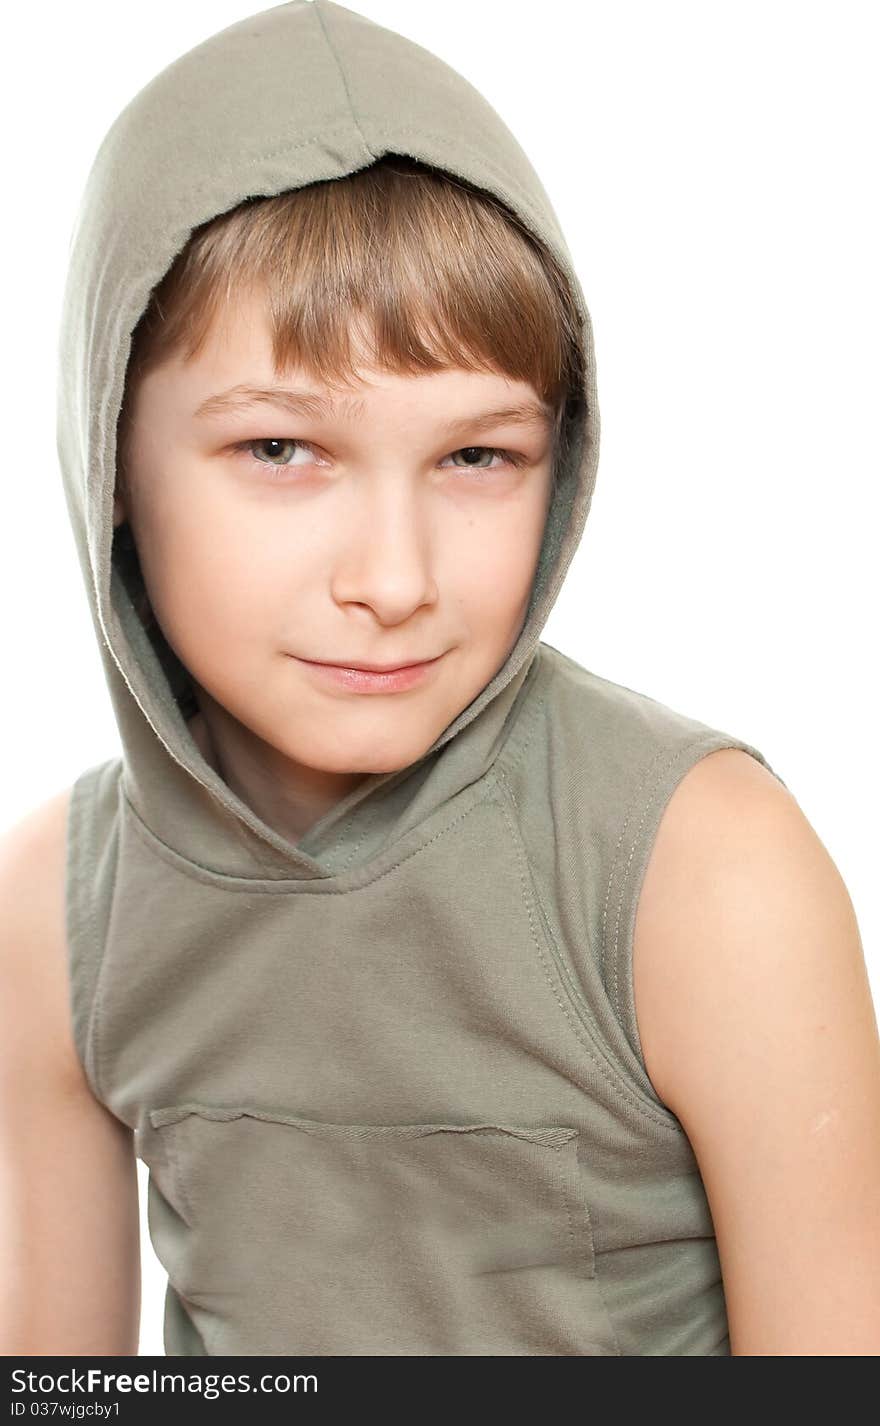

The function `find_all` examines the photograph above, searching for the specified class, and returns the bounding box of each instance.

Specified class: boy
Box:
[2,0,878,1356]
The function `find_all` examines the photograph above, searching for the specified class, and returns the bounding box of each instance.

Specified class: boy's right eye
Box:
[239,437,317,468]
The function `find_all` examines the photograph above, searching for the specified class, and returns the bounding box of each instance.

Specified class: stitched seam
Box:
[494,661,550,780]
[527,844,678,1131]
[607,737,745,1025]
[82,766,122,1109]
[553,1139,585,1281]
[108,119,552,266]
[611,746,699,1017]
[493,773,680,1136]
[313,1,375,160]
[125,126,372,237]
[164,1126,196,1230]
[552,1140,623,1356]
[154,1107,575,1145]
[121,773,501,893]
[68,772,102,1100]
[600,744,671,1012]
[333,812,373,870]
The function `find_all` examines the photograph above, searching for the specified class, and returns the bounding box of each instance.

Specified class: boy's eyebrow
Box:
[193,384,554,435]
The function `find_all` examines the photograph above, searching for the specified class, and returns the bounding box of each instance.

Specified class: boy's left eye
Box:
[441,446,520,470]
[234,438,524,473]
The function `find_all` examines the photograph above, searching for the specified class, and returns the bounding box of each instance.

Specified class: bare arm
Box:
[0,788,141,1355]
[633,748,880,1355]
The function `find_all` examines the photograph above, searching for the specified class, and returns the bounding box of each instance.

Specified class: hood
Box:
[56,0,600,881]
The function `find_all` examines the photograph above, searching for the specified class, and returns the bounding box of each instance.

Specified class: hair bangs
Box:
[121,155,586,448]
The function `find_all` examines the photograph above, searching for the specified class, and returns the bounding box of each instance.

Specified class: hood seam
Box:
[119,769,504,894]
[312,0,374,161]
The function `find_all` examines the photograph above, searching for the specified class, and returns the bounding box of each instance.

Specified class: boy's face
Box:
[115,287,555,842]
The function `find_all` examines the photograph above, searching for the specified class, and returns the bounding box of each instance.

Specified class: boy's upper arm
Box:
[0,788,142,1354]
[1,789,82,1084]
[632,748,880,1354]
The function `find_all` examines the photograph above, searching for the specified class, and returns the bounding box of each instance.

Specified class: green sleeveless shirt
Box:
[56,0,787,1356]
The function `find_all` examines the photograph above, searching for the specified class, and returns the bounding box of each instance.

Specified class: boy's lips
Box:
[289,651,448,693]
[297,654,445,672]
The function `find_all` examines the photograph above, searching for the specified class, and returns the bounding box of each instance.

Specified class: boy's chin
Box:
[298,737,432,779]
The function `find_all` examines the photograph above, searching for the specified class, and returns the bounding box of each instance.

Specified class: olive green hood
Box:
[55,0,599,879]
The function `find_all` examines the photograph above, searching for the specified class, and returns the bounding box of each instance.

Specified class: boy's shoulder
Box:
[0,784,72,920]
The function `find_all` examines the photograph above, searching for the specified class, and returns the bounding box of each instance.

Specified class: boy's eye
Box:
[244,438,315,468]
[235,438,523,474]
[440,446,517,470]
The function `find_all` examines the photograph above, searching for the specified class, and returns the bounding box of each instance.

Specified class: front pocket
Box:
[136,1103,621,1356]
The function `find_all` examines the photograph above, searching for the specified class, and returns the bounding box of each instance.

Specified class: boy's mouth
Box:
[299,654,445,673]
[289,652,448,694]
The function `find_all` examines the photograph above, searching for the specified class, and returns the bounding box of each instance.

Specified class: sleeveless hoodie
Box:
[56,0,788,1356]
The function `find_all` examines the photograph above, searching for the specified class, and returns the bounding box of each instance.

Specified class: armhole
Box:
[65,758,122,1104]
[603,733,789,1104]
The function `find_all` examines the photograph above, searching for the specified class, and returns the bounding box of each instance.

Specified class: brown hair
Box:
[118,153,586,467]
[114,154,587,703]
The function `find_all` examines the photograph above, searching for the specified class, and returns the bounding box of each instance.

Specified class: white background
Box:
[1,0,877,1356]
